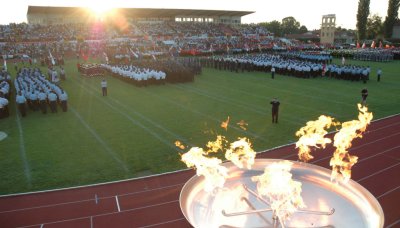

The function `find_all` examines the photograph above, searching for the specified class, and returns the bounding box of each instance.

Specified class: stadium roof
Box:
[27,6,254,18]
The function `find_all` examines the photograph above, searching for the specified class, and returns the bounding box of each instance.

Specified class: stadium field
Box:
[0,58,399,194]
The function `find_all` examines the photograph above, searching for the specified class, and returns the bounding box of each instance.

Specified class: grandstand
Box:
[27,6,254,25]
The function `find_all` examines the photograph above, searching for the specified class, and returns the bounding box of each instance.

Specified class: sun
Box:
[87,3,113,17]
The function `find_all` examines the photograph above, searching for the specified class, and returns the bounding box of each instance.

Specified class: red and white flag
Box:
[361,42,366,49]
[371,41,376,48]
[48,50,55,65]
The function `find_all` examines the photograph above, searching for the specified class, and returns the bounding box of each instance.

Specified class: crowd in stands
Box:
[14,67,68,116]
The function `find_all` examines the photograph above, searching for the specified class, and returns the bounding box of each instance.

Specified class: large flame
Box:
[330,104,373,182]
[221,116,230,131]
[295,115,338,162]
[252,161,305,226]
[181,147,228,192]
[225,137,256,169]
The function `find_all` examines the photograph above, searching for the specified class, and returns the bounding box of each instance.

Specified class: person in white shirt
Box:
[101,79,107,96]
[16,92,27,117]
[59,90,68,112]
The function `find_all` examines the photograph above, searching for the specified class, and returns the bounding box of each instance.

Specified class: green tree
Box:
[299,25,308,34]
[384,0,400,38]
[281,16,301,35]
[356,0,371,40]
[366,14,384,39]
[259,20,282,37]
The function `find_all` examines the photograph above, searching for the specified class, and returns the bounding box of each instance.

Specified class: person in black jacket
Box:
[270,98,280,123]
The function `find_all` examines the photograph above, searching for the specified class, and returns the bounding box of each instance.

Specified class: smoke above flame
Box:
[251,160,306,226]
[295,115,339,162]
[330,104,373,182]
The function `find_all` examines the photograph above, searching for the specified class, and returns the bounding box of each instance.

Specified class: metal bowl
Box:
[180,159,384,228]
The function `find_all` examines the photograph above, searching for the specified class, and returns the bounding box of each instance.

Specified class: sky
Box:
[0,0,390,30]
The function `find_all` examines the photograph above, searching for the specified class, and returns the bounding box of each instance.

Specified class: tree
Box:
[281,16,301,35]
[299,25,308,34]
[366,14,384,39]
[384,0,400,38]
[356,0,371,40]
[259,20,282,37]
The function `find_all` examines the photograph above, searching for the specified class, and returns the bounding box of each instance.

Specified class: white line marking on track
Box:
[377,185,400,199]
[386,219,400,228]
[115,195,121,212]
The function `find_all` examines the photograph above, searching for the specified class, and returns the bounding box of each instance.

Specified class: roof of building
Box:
[27,6,254,18]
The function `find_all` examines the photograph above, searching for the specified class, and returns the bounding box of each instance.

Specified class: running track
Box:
[0,115,399,228]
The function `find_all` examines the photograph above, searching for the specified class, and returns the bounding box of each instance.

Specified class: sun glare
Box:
[88,3,113,17]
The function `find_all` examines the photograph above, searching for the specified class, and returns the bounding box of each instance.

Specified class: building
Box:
[320,14,336,45]
[27,6,254,25]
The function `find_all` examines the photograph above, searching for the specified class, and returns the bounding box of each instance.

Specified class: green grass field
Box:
[1,58,399,194]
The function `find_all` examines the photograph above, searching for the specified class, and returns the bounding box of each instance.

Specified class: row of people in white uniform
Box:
[222,54,370,80]
[14,67,68,116]
[0,80,10,118]
[103,64,166,81]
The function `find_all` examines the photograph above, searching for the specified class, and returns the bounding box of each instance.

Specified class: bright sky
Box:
[0,0,390,30]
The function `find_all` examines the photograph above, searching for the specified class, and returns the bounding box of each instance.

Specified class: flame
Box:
[225,137,256,169]
[330,104,373,182]
[221,116,230,131]
[181,147,228,192]
[175,140,186,150]
[295,115,339,162]
[237,120,248,130]
[252,161,305,226]
[206,135,227,153]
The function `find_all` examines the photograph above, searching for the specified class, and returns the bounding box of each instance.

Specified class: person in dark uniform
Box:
[361,88,368,106]
[270,98,280,123]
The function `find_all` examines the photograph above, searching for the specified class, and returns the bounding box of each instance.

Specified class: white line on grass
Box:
[15,107,32,187]
[208,70,353,107]
[199,79,339,117]
[142,90,268,142]
[70,107,130,173]
[78,79,193,147]
[71,80,178,150]
[173,83,306,125]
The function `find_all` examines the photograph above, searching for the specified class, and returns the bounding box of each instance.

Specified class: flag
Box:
[361,42,366,49]
[49,50,55,65]
[258,44,262,52]
[103,52,109,64]
[129,48,139,59]
[2,55,7,71]
[371,41,376,48]
[379,41,383,48]
[356,42,360,49]
[209,44,214,53]
[151,54,156,61]
[226,44,230,53]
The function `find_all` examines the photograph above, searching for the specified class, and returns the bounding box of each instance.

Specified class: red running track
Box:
[0,115,399,228]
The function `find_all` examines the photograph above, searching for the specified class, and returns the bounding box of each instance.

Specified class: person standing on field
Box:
[377,68,382,82]
[270,97,280,124]
[101,79,107,96]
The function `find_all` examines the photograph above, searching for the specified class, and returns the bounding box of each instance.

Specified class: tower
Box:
[320,14,336,45]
